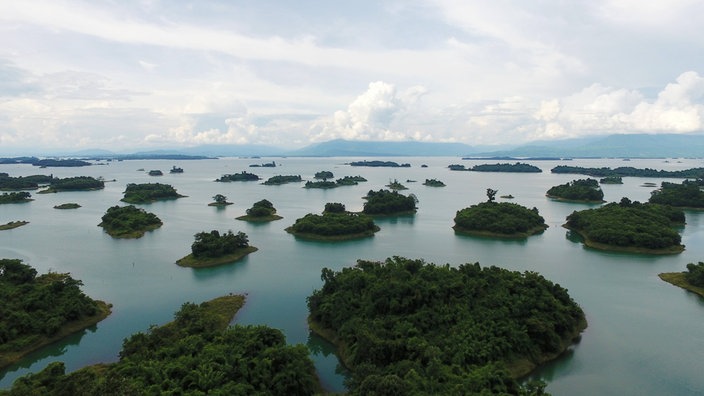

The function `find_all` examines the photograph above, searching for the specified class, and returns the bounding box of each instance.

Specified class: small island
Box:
[38,176,105,193]
[649,179,704,209]
[454,190,548,238]
[176,230,257,268]
[599,176,623,184]
[659,262,704,298]
[0,259,111,370]
[169,165,183,173]
[362,189,417,216]
[121,182,186,204]
[314,170,334,179]
[208,194,233,207]
[385,179,408,190]
[349,160,410,167]
[148,170,163,176]
[262,175,302,185]
[215,171,261,182]
[307,256,586,394]
[304,175,367,189]
[0,191,33,204]
[54,203,81,209]
[286,203,379,241]
[564,198,685,254]
[546,178,604,203]
[0,221,29,230]
[1,295,319,395]
[249,160,276,167]
[236,199,283,222]
[99,205,163,238]
[422,178,446,187]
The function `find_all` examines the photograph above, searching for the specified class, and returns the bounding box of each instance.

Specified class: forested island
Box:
[565,198,685,254]
[236,199,283,222]
[262,175,302,185]
[0,259,111,370]
[349,160,410,167]
[215,171,261,182]
[0,192,33,204]
[121,183,186,204]
[659,262,704,298]
[54,203,81,209]
[546,179,604,202]
[648,180,704,208]
[363,189,417,215]
[314,170,334,179]
[176,230,257,268]
[454,199,548,238]
[386,179,408,190]
[599,176,623,184]
[98,205,163,238]
[449,162,541,173]
[0,221,29,230]
[551,165,704,178]
[307,257,586,394]
[208,194,233,207]
[0,295,319,395]
[286,203,379,240]
[305,175,367,189]
[33,159,92,168]
[423,178,446,187]
[0,174,53,190]
[38,176,104,193]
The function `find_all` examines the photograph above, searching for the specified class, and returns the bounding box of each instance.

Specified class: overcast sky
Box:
[1,0,703,152]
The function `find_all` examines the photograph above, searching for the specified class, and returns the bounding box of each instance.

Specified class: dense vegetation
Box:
[551,165,704,178]
[454,202,547,237]
[305,175,367,189]
[121,183,185,204]
[34,159,92,167]
[648,180,704,208]
[565,198,685,252]
[307,257,586,395]
[363,189,417,215]
[684,262,704,287]
[0,174,53,190]
[237,199,282,221]
[287,204,379,240]
[0,191,32,204]
[546,179,604,202]
[99,205,163,238]
[42,176,104,193]
[314,170,334,179]
[190,230,250,258]
[208,194,232,207]
[0,296,319,395]
[0,259,109,369]
[349,160,410,167]
[599,176,623,184]
[263,175,302,185]
[215,171,260,182]
[386,179,408,190]
[423,178,446,187]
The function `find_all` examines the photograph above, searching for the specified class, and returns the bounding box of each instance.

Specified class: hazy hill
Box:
[287,139,480,156]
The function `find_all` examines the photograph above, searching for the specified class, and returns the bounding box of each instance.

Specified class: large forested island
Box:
[349,160,410,167]
[236,199,282,222]
[305,175,367,189]
[33,159,92,168]
[307,257,587,395]
[215,171,260,182]
[39,176,104,193]
[0,173,54,190]
[449,162,541,173]
[454,197,548,238]
[98,205,163,238]
[121,183,186,204]
[176,230,257,268]
[286,203,379,240]
[551,165,704,178]
[546,179,604,202]
[0,259,111,370]
[262,175,302,185]
[648,180,704,208]
[659,262,704,298]
[0,295,319,395]
[362,189,417,215]
[565,198,685,254]
[0,192,33,204]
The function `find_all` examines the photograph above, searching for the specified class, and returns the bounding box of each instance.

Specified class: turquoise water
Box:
[1,157,703,395]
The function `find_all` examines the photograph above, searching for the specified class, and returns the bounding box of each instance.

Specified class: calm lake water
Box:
[1,157,703,395]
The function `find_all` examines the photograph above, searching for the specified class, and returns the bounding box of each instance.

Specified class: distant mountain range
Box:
[5,133,704,159]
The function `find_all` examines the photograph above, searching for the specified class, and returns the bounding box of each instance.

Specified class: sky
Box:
[1,0,703,153]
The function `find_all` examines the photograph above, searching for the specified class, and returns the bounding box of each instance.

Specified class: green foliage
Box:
[263,175,302,185]
[565,199,684,250]
[305,180,337,189]
[121,183,183,204]
[649,179,704,208]
[99,205,162,237]
[0,174,54,190]
[49,176,104,191]
[212,194,228,204]
[552,165,704,178]
[305,175,367,188]
[685,262,704,287]
[454,202,547,236]
[350,160,410,167]
[0,191,32,204]
[470,162,542,173]
[422,178,445,187]
[315,170,334,180]
[288,212,377,237]
[34,159,91,167]
[245,199,277,217]
[324,202,346,213]
[599,176,623,184]
[215,171,260,182]
[0,259,99,350]
[386,179,408,190]
[191,230,249,258]
[2,298,319,396]
[308,257,584,395]
[363,189,417,215]
[546,179,604,201]
[487,188,498,202]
